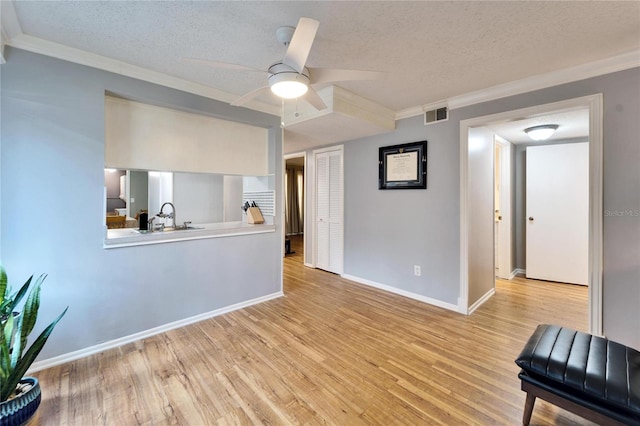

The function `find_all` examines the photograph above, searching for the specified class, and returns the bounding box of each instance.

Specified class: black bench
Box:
[515,324,640,426]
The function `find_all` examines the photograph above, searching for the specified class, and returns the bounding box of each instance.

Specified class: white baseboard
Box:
[304,262,314,268]
[28,291,284,373]
[468,288,496,315]
[341,274,460,313]
[512,268,526,279]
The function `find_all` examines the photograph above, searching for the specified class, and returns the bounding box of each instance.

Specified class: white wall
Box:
[148,171,173,221]
[243,176,271,192]
[223,176,243,222]
[173,172,224,224]
[105,96,269,176]
[467,127,496,306]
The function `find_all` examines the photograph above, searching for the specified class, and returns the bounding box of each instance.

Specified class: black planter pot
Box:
[0,377,41,426]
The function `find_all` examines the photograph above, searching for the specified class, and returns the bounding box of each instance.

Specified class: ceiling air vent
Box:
[424,106,448,125]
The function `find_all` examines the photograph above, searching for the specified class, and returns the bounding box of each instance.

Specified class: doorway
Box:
[284,153,306,264]
[460,94,603,336]
[494,136,512,280]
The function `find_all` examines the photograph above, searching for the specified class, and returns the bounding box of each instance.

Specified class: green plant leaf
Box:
[0,322,9,377]
[3,313,14,349]
[0,315,14,383]
[10,317,22,369]
[7,275,33,314]
[0,267,7,299]
[20,277,42,351]
[0,306,68,401]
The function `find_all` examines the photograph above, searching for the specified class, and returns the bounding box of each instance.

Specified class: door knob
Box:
[528,217,534,221]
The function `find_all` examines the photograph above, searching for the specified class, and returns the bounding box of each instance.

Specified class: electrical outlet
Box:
[414,265,421,276]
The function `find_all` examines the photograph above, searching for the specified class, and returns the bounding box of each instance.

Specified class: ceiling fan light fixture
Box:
[271,80,308,99]
[269,72,309,99]
[524,124,559,141]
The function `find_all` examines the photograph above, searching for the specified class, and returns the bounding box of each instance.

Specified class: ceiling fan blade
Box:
[309,68,386,84]
[283,17,319,73]
[183,58,266,73]
[303,87,328,110]
[231,86,271,107]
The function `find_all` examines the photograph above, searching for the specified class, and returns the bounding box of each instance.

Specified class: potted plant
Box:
[0,266,67,425]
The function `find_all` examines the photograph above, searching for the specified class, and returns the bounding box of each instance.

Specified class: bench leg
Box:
[522,392,536,426]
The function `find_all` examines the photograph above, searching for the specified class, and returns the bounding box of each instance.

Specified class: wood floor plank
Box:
[32,238,593,425]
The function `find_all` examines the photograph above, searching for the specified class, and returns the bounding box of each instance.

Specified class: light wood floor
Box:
[31,237,590,425]
[285,234,305,265]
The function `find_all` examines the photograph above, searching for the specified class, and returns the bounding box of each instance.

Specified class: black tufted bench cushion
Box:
[515,324,640,426]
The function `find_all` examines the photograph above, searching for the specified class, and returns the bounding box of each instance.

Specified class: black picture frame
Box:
[378,141,427,189]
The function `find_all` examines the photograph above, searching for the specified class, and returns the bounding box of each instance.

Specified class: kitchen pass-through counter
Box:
[104,221,275,248]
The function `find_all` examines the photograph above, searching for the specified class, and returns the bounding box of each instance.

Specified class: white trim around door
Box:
[459,94,603,337]
[284,152,309,265]
[494,135,512,280]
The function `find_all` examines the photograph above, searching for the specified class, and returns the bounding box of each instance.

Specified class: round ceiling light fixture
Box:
[268,63,309,99]
[524,124,559,141]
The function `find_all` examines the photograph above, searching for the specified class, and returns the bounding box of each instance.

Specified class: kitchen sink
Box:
[135,225,204,234]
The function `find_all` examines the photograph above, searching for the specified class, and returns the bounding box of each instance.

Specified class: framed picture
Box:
[378,141,427,189]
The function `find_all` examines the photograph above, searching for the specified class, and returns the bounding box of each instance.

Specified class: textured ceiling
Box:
[9,1,640,112]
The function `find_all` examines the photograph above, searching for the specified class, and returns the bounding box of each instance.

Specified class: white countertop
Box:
[104,221,275,248]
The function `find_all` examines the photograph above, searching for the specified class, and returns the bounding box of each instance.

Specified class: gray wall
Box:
[304,67,639,348]
[344,117,461,305]
[0,48,283,360]
[514,138,588,270]
[458,69,640,347]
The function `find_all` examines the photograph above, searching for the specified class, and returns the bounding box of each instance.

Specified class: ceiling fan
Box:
[187,17,384,111]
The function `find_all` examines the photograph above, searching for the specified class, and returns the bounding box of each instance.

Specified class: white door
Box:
[494,137,512,279]
[315,147,343,274]
[526,143,588,285]
[494,144,501,276]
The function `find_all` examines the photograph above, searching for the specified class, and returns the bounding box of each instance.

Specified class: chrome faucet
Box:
[157,202,176,228]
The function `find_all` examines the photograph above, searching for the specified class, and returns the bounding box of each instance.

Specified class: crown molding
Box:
[396,50,640,120]
[395,106,423,121]
[395,100,449,121]
[4,33,281,116]
[2,0,637,124]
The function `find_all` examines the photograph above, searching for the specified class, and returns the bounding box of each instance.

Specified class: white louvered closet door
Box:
[315,148,343,274]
